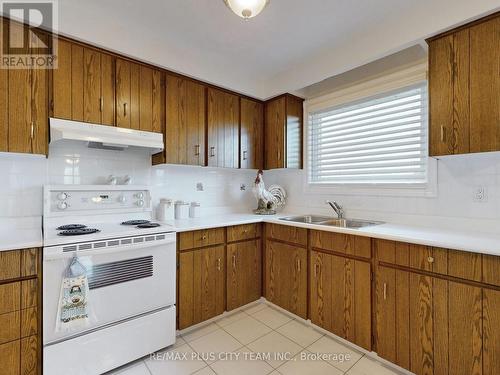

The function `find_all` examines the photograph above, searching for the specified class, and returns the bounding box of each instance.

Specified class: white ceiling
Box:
[57,0,499,99]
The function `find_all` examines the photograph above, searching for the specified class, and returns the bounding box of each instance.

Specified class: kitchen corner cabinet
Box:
[240,98,264,170]
[309,232,372,351]
[0,20,48,155]
[115,59,163,133]
[264,94,304,170]
[264,224,307,319]
[164,75,206,166]
[428,13,500,156]
[207,88,239,168]
[226,224,262,310]
[0,248,41,375]
[52,38,115,126]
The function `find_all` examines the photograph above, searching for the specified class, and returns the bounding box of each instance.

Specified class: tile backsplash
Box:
[1,142,500,234]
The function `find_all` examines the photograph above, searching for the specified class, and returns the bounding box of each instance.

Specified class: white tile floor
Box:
[109,302,404,375]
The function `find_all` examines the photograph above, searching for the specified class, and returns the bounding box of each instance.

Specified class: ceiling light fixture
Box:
[223,0,270,20]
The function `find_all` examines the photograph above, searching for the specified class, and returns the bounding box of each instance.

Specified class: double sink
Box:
[279,215,383,229]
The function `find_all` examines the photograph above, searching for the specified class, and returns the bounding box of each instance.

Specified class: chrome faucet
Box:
[326,200,344,219]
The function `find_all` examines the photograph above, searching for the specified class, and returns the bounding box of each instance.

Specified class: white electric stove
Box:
[42,185,176,375]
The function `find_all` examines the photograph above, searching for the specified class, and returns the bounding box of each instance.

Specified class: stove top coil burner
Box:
[136,223,160,228]
[58,228,101,236]
[121,220,151,226]
[56,224,87,230]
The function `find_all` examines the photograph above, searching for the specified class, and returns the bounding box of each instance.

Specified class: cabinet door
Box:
[178,245,226,329]
[115,59,131,128]
[166,75,206,165]
[264,240,307,318]
[483,288,500,375]
[227,239,262,310]
[376,266,483,375]
[264,97,285,169]
[470,16,500,153]
[310,250,333,331]
[207,88,239,168]
[83,48,102,124]
[240,98,263,169]
[285,95,303,169]
[31,31,49,155]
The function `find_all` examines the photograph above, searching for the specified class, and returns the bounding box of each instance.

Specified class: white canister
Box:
[189,202,201,218]
[157,198,174,221]
[174,201,190,220]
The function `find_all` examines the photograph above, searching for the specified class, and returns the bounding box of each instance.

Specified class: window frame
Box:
[303,63,437,197]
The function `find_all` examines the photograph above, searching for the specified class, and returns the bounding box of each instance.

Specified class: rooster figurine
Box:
[253,170,286,215]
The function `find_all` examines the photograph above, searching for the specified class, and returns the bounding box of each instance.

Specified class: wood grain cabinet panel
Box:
[483,288,500,375]
[428,13,500,156]
[310,250,371,350]
[227,239,262,310]
[178,228,225,251]
[376,266,484,375]
[265,223,307,247]
[264,94,303,169]
[227,223,261,243]
[164,75,206,166]
[0,340,20,375]
[1,21,49,155]
[240,98,264,169]
[177,245,225,329]
[207,88,239,168]
[310,230,371,259]
[483,254,500,287]
[264,240,307,318]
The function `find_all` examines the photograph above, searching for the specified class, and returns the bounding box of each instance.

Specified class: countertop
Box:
[0,217,43,252]
[168,213,500,256]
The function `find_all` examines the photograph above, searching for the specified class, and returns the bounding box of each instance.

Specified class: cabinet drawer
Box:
[178,228,225,250]
[0,308,38,345]
[0,335,38,375]
[0,249,38,281]
[483,254,500,286]
[310,231,371,259]
[227,223,261,242]
[265,223,307,246]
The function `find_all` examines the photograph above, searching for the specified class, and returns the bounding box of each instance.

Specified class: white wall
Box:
[265,152,500,233]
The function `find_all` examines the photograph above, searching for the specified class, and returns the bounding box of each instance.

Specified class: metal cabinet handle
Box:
[296,258,301,272]
[210,146,215,157]
[277,149,281,161]
[30,122,35,139]
[194,145,200,156]
[427,256,434,264]
[232,254,236,269]
[440,126,446,142]
[383,283,387,300]
[217,258,221,271]
[314,263,320,277]
[201,234,207,240]
[99,97,104,112]
[243,150,247,160]
[123,103,128,116]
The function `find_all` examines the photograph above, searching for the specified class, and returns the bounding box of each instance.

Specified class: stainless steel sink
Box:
[279,215,383,229]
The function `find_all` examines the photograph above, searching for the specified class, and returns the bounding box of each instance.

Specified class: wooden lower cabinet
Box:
[310,250,371,350]
[177,245,225,330]
[264,240,307,319]
[226,239,262,311]
[376,265,485,375]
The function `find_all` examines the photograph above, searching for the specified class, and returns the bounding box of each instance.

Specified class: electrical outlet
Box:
[196,182,204,191]
[240,184,246,191]
[473,186,487,202]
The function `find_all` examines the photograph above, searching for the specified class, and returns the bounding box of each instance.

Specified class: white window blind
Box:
[308,82,428,184]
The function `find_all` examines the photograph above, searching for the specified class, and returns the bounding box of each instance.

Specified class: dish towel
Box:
[56,256,93,332]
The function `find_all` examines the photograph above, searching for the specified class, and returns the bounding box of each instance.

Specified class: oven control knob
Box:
[135,192,144,200]
[57,201,69,210]
[136,200,145,207]
[57,192,69,200]
[118,195,127,203]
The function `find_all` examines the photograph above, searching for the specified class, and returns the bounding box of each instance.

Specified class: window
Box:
[308,82,428,185]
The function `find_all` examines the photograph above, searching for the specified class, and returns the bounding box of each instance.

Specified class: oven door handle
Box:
[44,238,176,261]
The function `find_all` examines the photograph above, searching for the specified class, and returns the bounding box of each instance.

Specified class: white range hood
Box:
[49,118,164,154]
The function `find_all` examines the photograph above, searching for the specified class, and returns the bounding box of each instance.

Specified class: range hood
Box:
[49,118,164,154]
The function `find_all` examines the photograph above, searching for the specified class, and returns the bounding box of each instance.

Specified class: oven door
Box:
[43,232,176,344]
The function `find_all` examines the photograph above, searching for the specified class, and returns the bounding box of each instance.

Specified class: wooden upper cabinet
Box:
[0,20,48,155]
[115,59,163,132]
[428,13,499,156]
[240,98,264,169]
[165,75,206,166]
[264,94,303,169]
[52,39,115,126]
[207,88,239,168]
